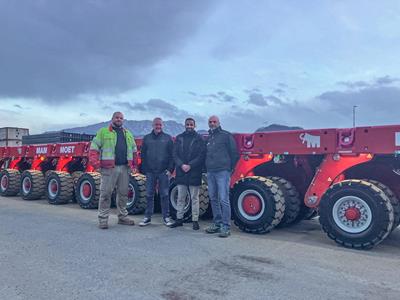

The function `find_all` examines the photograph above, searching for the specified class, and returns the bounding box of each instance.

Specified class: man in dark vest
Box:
[170,117,206,230]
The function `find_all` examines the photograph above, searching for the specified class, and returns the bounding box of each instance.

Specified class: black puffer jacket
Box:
[141,131,174,174]
[173,130,205,186]
[205,126,239,172]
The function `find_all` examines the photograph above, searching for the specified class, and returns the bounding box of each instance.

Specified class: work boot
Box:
[98,217,108,229]
[218,225,231,238]
[192,221,200,231]
[118,216,135,226]
[170,219,183,228]
[205,223,221,234]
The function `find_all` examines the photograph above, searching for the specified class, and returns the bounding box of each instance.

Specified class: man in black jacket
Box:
[205,115,239,237]
[170,118,206,230]
[139,117,174,227]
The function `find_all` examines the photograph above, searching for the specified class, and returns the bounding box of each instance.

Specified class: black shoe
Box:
[192,221,200,230]
[170,219,183,228]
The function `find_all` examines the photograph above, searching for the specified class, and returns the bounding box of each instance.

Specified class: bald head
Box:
[152,117,163,134]
[208,115,220,130]
[112,111,124,128]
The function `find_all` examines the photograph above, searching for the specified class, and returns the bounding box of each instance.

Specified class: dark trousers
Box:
[145,172,170,219]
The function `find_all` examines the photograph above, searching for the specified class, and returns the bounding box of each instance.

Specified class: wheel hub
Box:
[332,196,372,234]
[127,183,135,206]
[344,207,361,221]
[82,182,92,198]
[48,178,59,198]
[22,177,32,194]
[238,189,265,221]
[242,194,262,216]
[1,175,8,190]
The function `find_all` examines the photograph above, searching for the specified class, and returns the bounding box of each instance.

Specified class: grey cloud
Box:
[79,113,88,117]
[14,104,23,109]
[248,92,268,106]
[337,80,370,89]
[193,91,236,103]
[0,1,214,102]
[318,84,400,126]
[113,98,205,122]
[266,95,284,105]
[375,75,399,86]
[113,101,147,111]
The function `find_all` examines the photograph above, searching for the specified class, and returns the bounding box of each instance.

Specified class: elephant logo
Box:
[299,133,321,148]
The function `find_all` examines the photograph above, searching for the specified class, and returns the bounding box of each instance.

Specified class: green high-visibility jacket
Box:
[90,125,137,169]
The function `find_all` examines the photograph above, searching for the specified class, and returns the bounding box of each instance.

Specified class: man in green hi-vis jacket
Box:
[90,111,137,229]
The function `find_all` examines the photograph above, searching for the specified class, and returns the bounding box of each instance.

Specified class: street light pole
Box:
[353,105,357,128]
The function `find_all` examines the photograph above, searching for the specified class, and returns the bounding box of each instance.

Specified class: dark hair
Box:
[185,117,195,125]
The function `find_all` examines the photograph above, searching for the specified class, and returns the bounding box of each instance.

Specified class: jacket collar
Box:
[109,124,126,132]
[208,126,221,135]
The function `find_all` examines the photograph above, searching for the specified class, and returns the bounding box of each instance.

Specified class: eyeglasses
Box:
[208,121,217,123]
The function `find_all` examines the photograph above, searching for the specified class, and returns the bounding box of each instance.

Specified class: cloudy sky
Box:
[1,0,400,133]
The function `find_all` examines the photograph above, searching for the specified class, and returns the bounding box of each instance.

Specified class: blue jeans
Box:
[207,170,231,228]
[145,172,170,219]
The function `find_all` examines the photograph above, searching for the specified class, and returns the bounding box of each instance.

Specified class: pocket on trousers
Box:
[101,168,112,176]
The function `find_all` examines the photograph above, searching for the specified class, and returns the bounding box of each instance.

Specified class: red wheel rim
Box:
[82,183,92,198]
[51,182,58,193]
[242,194,262,216]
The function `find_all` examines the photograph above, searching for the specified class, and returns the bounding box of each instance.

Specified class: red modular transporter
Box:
[1,125,400,249]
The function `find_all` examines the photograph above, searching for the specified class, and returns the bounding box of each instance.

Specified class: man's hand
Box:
[181,164,191,173]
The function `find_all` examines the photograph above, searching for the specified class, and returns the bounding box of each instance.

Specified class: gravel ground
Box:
[1,196,399,300]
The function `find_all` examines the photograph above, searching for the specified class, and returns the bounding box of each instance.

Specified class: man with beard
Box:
[90,111,137,229]
[170,118,206,230]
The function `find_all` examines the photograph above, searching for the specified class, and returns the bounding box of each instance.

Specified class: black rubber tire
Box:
[169,176,209,221]
[319,179,394,249]
[169,180,191,221]
[111,189,117,208]
[363,179,400,230]
[267,176,301,227]
[199,174,212,220]
[293,203,316,224]
[0,169,20,196]
[46,171,74,204]
[75,172,101,209]
[127,173,147,214]
[71,171,84,203]
[199,177,210,218]
[231,176,285,234]
[20,170,45,200]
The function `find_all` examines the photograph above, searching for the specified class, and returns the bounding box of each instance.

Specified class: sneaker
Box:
[163,217,174,227]
[139,217,151,226]
[170,219,183,228]
[118,216,135,226]
[205,223,221,234]
[98,217,108,229]
[192,221,200,231]
[218,226,231,238]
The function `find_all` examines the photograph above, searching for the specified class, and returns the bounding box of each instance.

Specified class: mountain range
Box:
[63,121,302,136]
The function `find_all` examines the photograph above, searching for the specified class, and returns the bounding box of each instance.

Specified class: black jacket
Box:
[205,126,239,172]
[173,130,206,186]
[141,131,174,174]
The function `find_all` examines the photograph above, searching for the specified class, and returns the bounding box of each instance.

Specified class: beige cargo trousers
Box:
[176,185,200,221]
[98,165,130,220]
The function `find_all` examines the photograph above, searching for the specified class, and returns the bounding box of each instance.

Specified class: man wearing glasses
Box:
[205,115,239,237]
